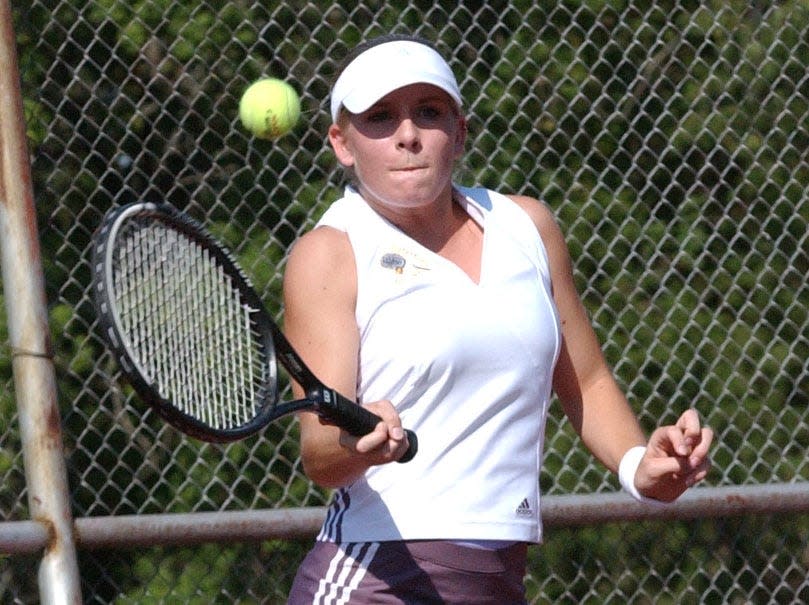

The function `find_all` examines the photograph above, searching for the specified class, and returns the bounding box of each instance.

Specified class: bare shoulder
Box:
[289,221,351,253]
[286,225,353,273]
[284,225,356,303]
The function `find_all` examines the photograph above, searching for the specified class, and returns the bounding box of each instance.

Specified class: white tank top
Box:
[314,185,561,544]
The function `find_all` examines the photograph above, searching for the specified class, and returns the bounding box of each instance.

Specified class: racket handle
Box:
[317,388,418,463]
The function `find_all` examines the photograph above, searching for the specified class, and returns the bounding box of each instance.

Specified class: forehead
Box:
[365,83,458,109]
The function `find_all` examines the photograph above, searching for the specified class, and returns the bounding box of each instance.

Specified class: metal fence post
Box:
[0,0,82,602]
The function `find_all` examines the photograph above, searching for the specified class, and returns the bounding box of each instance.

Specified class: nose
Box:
[396,118,421,151]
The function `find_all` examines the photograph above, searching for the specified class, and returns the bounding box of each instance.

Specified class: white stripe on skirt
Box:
[313,542,380,604]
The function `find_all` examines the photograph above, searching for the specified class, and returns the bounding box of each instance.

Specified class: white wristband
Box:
[618,445,669,505]
[618,446,647,499]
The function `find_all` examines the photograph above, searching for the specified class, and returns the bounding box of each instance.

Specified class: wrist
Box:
[618,445,669,505]
[618,445,646,499]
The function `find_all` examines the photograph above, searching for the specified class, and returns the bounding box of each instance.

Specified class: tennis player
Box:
[284,34,713,604]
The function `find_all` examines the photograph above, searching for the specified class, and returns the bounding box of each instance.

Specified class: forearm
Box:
[559,370,646,473]
[298,405,409,488]
[299,416,372,487]
[557,361,713,502]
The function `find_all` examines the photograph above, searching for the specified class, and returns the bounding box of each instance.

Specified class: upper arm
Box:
[282,225,359,398]
[283,226,361,472]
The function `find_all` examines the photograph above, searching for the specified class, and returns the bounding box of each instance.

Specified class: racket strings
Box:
[111,221,267,429]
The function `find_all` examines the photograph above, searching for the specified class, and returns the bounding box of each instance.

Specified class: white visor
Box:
[330,40,462,122]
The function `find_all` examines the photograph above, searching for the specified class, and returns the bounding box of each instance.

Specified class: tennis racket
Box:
[91,201,417,462]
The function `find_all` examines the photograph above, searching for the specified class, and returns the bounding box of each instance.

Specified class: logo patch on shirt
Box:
[380,252,406,273]
[378,248,432,280]
[516,498,533,517]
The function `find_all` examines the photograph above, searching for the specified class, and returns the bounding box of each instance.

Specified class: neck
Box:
[366,189,466,253]
[362,187,483,283]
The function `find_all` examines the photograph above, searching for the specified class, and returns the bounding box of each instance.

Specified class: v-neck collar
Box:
[358,187,488,287]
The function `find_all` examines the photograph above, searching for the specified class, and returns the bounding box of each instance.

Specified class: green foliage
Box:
[530,514,809,604]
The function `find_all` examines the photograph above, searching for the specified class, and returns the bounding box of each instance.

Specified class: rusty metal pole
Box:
[0,0,82,602]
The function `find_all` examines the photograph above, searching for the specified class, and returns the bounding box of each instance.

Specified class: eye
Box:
[366,109,392,123]
[417,105,442,119]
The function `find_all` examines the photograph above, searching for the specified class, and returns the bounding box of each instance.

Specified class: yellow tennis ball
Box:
[239,78,300,139]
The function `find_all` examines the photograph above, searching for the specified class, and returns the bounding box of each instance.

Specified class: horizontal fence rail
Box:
[4,484,809,554]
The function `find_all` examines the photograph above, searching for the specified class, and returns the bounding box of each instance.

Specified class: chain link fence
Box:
[2,0,809,602]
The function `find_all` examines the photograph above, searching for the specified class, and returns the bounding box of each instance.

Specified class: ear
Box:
[453,115,467,159]
[328,123,355,167]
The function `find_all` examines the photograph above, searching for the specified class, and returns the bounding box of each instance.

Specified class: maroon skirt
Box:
[287,540,528,604]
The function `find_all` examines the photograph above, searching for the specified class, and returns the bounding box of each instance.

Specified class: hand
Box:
[330,399,411,464]
[635,409,713,502]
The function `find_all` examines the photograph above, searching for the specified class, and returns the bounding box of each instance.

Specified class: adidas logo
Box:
[516,498,533,517]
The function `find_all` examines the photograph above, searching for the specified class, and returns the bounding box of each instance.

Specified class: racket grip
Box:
[319,388,418,463]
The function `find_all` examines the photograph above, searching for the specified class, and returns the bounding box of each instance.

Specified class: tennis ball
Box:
[239,78,300,140]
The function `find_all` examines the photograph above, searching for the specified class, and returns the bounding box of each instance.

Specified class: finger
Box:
[688,427,714,466]
[649,424,691,457]
[339,420,382,453]
[683,458,712,487]
[389,424,405,441]
[353,421,391,454]
[641,455,685,480]
[370,403,406,447]
[364,401,403,431]
[676,409,703,444]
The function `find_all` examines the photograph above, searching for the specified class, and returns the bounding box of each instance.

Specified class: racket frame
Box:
[93,202,283,441]
[92,202,417,461]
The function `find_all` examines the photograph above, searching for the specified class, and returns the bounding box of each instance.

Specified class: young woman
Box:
[284,34,713,604]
